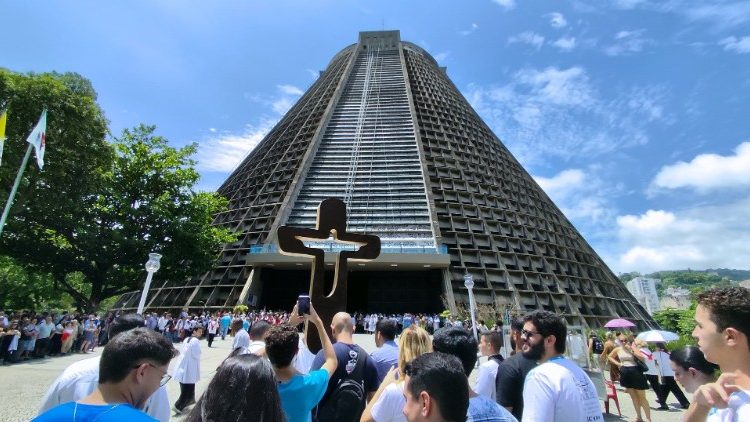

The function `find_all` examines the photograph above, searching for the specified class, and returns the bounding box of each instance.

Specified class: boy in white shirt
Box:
[474,331,503,400]
[685,287,750,422]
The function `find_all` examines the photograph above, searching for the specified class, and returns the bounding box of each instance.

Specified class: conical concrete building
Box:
[115,31,655,329]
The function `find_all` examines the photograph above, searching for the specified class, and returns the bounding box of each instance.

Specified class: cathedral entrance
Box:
[259,268,443,314]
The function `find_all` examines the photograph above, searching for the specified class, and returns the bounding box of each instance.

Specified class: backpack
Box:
[316,346,368,422]
[592,338,604,354]
[489,354,504,366]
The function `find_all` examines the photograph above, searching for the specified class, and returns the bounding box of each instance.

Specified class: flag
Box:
[0,108,7,167]
[26,109,47,170]
[0,108,7,140]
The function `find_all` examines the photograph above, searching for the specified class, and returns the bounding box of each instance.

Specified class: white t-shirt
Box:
[292,337,316,374]
[707,390,750,422]
[652,350,673,376]
[640,348,659,376]
[371,382,406,422]
[38,356,170,422]
[474,359,500,400]
[522,356,603,422]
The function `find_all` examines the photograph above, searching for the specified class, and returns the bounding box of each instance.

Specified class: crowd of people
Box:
[0,311,115,364]
[9,285,750,421]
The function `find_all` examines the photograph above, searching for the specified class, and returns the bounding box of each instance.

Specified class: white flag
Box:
[26,109,47,170]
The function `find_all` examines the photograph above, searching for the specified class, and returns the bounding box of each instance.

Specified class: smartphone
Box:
[298,295,310,315]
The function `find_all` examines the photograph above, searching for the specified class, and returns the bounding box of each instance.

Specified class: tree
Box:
[0,256,76,311]
[1,70,234,311]
[1,69,112,309]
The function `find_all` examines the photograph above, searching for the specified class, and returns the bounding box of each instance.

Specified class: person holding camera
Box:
[266,299,337,422]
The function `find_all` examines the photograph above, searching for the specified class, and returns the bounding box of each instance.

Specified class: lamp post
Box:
[464,272,478,342]
[136,253,162,315]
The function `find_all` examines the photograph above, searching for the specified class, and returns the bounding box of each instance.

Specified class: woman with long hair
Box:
[669,345,719,394]
[609,333,651,422]
[186,353,285,422]
[360,325,432,422]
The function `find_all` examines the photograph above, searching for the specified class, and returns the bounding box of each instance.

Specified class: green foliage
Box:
[233,304,248,314]
[618,272,641,283]
[0,256,76,311]
[0,70,234,312]
[651,305,697,350]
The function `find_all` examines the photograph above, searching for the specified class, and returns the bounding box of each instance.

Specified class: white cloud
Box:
[615,199,750,273]
[272,97,295,115]
[546,12,568,28]
[612,0,648,9]
[277,84,304,96]
[460,23,479,36]
[552,37,577,51]
[719,35,750,53]
[685,2,750,29]
[196,119,276,172]
[493,0,516,10]
[626,86,665,122]
[650,141,750,193]
[604,29,648,56]
[464,68,657,166]
[433,51,450,62]
[247,84,305,116]
[508,31,545,50]
[536,168,620,221]
[515,67,594,106]
[306,69,320,80]
[535,169,585,196]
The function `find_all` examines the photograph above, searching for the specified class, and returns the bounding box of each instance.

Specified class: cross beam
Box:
[277,198,380,352]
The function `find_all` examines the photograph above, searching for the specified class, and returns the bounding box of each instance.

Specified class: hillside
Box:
[619,269,749,296]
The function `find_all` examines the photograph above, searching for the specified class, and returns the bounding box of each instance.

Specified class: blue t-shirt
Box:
[467,395,518,422]
[370,340,399,383]
[277,369,330,422]
[220,315,231,328]
[33,402,157,422]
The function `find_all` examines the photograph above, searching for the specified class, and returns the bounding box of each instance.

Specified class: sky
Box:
[2,0,750,275]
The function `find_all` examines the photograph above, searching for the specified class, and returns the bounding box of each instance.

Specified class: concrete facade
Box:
[113,30,655,329]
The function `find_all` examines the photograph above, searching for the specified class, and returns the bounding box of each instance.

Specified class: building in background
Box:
[113,30,655,329]
[627,277,661,315]
[660,286,691,310]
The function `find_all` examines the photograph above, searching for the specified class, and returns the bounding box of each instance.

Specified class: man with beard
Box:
[495,318,536,420]
[520,311,602,422]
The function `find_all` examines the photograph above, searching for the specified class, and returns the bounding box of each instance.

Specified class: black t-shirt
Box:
[495,352,538,421]
[311,342,380,408]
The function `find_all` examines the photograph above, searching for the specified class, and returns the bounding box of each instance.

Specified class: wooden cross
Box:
[277,198,380,352]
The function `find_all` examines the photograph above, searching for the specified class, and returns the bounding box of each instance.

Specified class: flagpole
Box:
[0,143,34,238]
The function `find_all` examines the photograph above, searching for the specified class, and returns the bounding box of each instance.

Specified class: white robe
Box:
[173,336,201,384]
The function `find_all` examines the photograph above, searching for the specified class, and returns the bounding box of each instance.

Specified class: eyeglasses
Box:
[134,362,172,387]
[520,329,541,339]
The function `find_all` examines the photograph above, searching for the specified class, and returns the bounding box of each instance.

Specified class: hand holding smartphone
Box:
[298,295,310,316]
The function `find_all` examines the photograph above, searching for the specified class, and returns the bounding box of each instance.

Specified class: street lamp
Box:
[464,272,478,342]
[136,253,162,315]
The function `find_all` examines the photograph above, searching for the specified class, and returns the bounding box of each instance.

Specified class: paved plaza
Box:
[2,333,686,422]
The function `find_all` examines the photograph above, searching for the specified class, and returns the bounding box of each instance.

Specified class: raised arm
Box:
[309,303,337,376]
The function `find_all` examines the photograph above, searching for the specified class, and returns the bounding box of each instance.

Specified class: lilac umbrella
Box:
[604,318,636,329]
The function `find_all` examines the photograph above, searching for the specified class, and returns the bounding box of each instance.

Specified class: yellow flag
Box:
[0,109,6,167]
[0,109,7,140]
